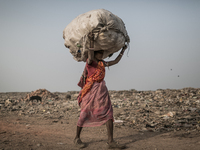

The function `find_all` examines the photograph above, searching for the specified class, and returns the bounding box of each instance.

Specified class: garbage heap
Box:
[0,88,200,132]
[21,89,58,101]
[110,88,200,132]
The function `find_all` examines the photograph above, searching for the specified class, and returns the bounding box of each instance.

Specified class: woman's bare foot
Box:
[74,138,86,149]
[107,141,126,149]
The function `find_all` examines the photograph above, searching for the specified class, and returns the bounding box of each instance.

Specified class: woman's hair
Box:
[94,50,113,59]
[94,50,104,56]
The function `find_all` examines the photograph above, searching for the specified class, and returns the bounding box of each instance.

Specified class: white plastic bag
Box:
[63,9,130,62]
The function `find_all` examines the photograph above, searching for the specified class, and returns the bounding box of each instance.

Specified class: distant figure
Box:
[170,69,172,71]
[30,96,42,102]
[178,75,180,77]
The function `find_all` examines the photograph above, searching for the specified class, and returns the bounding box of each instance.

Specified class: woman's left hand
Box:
[122,44,127,51]
[120,44,127,55]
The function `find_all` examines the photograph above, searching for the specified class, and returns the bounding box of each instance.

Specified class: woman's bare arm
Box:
[106,45,127,67]
[87,49,94,64]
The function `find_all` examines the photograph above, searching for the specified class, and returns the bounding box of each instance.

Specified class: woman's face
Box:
[95,50,104,60]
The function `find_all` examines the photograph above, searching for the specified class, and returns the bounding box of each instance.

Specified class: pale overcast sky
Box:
[0,0,200,92]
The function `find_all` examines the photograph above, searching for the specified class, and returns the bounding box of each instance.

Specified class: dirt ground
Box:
[1,111,200,150]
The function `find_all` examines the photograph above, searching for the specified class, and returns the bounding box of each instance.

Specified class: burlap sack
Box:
[63,9,130,62]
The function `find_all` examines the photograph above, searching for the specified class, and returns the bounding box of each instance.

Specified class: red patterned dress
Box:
[77,60,113,127]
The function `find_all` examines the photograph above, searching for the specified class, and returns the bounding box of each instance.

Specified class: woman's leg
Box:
[106,119,114,143]
[106,119,126,149]
[74,126,86,148]
[75,126,83,139]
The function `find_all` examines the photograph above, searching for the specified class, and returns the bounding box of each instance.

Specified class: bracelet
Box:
[119,53,123,56]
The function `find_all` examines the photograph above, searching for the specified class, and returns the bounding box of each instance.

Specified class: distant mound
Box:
[21,89,58,101]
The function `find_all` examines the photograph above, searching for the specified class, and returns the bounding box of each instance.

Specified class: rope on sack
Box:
[88,32,94,49]
[82,34,87,61]
[108,28,130,57]
[126,42,130,57]
[88,27,130,59]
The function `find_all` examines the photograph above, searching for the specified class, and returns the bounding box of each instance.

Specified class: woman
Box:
[75,45,127,149]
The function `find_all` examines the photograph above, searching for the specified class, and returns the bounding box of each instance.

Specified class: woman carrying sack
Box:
[75,45,127,149]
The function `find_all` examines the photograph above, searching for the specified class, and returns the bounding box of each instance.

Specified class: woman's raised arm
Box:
[106,45,127,67]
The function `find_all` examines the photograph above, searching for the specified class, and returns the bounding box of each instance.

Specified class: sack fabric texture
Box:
[63,9,130,62]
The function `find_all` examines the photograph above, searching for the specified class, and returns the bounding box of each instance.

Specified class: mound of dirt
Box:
[21,89,58,101]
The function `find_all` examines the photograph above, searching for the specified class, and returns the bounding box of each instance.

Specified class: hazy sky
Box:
[0,0,200,92]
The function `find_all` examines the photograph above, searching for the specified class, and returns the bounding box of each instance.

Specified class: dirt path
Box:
[1,114,200,150]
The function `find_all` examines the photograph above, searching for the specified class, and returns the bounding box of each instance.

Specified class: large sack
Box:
[63,9,130,62]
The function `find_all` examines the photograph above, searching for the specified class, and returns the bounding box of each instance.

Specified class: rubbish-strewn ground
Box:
[0,88,200,150]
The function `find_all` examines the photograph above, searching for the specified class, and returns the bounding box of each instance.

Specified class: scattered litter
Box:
[0,87,200,132]
[114,120,123,123]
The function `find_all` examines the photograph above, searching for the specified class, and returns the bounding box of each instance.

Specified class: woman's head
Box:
[94,50,104,60]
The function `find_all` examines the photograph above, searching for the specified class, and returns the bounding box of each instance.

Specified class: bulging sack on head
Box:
[63,9,130,62]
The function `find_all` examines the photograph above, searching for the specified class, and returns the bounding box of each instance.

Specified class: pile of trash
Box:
[110,88,200,132]
[21,89,59,101]
[0,87,200,132]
